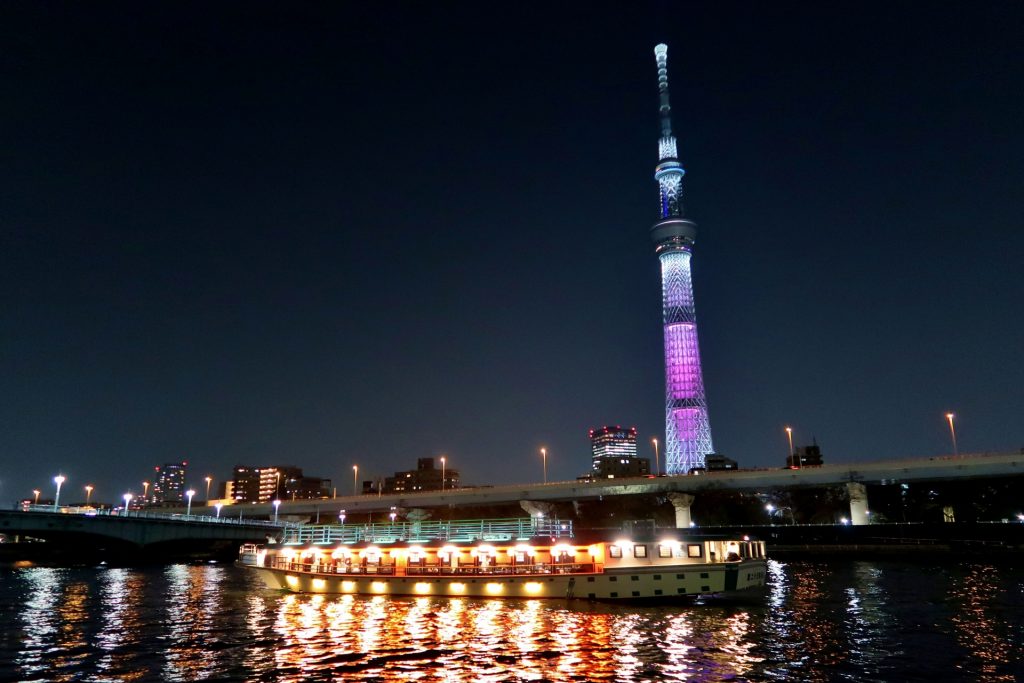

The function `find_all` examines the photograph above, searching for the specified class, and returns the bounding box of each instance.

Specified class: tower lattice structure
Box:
[650,44,714,474]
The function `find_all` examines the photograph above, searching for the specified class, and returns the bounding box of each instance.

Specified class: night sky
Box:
[3,2,1023,506]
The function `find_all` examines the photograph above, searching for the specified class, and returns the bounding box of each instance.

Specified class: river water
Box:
[1,558,1022,682]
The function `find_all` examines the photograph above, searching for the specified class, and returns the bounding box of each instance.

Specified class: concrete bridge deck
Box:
[196,450,1023,518]
[0,509,286,549]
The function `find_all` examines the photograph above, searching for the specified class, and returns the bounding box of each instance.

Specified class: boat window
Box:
[609,545,622,558]
[633,545,647,558]
[687,544,702,558]
[658,545,672,558]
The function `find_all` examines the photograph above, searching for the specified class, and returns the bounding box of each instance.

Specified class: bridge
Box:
[192,451,1023,527]
[0,508,287,562]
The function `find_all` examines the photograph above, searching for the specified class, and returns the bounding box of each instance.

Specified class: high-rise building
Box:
[231,465,262,503]
[650,44,714,474]
[588,426,650,479]
[590,426,638,461]
[231,465,330,503]
[152,461,187,504]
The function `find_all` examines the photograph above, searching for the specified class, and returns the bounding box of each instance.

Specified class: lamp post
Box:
[785,426,794,456]
[33,489,40,505]
[440,456,446,491]
[186,489,196,517]
[945,412,958,456]
[53,475,65,512]
[353,465,359,495]
[389,507,397,525]
[214,503,222,518]
[123,493,133,515]
[85,485,93,505]
[651,438,660,476]
[339,509,346,525]
[765,503,775,525]
[205,476,212,500]
[273,499,281,523]
[540,448,547,484]
[142,481,150,504]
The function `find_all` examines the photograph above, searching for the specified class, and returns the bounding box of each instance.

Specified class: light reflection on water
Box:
[1,559,1023,681]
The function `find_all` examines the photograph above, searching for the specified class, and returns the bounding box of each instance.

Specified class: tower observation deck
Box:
[651,44,714,474]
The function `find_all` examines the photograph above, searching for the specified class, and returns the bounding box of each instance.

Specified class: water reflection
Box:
[96,567,147,680]
[162,564,225,681]
[949,563,1021,682]
[17,568,64,680]
[1,560,1023,681]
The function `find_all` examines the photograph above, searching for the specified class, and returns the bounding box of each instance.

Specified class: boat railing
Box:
[270,559,397,575]
[405,562,596,576]
[282,517,573,545]
[267,557,596,576]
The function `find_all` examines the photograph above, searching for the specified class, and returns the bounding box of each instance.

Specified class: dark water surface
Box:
[1,559,1022,682]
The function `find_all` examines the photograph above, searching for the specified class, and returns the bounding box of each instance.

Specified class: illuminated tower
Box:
[651,44,714,474]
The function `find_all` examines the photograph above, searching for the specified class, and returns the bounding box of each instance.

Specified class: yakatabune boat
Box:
[240,517,767,600]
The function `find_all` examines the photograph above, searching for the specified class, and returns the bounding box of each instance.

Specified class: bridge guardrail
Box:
[22,504,295,529]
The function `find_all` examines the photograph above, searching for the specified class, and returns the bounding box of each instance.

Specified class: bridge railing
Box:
[23,504,292,528]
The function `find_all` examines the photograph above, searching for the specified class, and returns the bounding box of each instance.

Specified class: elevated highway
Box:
[197,451,1023,525]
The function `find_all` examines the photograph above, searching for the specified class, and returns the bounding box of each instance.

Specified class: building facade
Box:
[152,462,187,504]
[787,444,824,469]
[231,465,330,503]
[588,426,651,479]
[375,457,459,494]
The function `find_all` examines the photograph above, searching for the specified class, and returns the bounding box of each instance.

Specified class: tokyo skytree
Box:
[650,44,714,474]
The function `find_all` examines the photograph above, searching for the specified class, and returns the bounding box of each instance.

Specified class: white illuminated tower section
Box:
[651,44,714,474]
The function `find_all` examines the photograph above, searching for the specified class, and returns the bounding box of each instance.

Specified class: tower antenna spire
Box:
[654,43,673,138]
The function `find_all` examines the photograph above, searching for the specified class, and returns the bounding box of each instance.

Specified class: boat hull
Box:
[244,559,767,600]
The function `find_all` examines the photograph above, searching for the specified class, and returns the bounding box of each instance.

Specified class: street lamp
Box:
[945,412,958,456]
[651,438,660,476]
[540,447,547,484]
[123,493,133,515]
[353,465,359,495]
[85,485,93,505]
[273,499,281,522]
[53,475,65,511]
[142,481,150,503]
[339,509,346,525]
[33,489,40,505]
[215,503,223,518]
[186,489,196,517]
[205,476,212,500]
[389,506,397,525]
[765,503,775,524]
[785,426,794,456]
[440,456,446,491]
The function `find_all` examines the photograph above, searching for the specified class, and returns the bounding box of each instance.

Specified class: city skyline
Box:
[3,3,1023,505]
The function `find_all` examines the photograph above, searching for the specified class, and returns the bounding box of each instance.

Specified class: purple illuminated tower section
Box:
[650,44,714,474]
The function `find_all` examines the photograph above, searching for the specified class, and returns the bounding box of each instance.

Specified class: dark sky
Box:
[3,2,1022,505]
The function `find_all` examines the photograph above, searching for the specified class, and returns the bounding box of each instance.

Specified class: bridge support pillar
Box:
[667,493,694,528]
[520,501,557,529]
[846,482,869,525]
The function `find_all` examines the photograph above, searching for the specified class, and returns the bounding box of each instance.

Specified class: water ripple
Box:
[1,560,1023,681]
